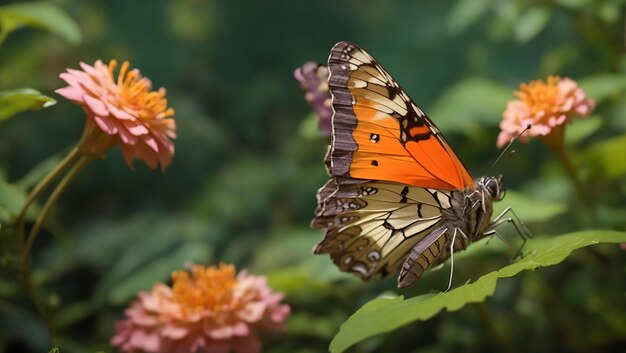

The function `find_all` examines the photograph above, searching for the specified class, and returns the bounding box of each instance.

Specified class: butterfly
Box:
[311,41,518,288]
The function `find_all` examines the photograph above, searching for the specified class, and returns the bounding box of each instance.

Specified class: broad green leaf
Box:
[446,0,494,35]
[582,133,626,179]
[429,77,511,136]
[0,89,56,121]
[0,177,27,221]
[494,190,567,223]
[0,2,81,44]
[514,7,551,43]
[330,230,626,353]
[565,115,602,145]
[578,74,626,103]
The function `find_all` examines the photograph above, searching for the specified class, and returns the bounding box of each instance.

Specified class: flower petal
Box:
[84,94,109,117]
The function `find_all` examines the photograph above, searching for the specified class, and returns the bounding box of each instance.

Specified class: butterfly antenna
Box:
[487,124,531,175]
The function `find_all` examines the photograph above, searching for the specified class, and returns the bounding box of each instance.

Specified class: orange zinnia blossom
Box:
[111,263,290,353]
[497,76,594,148]
[56,60,176,170]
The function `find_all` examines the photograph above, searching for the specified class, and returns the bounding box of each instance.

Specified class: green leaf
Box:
[329,230,626,353]
[446,0,494,35]
[514,7,551,43]
[578,74,626,103]
[47,348,60,353]
[0,2,81,44]
[0,89,56,121]
[565,115,603,145]
[494,190,567,223]
[429,77,511,136]
[582,133,626,179]
[0,177,27,221]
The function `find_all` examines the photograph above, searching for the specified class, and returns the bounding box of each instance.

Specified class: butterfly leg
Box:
[490,207,532,239]
[482,228,520,259]
[486,207,532,261]
[445,228,469,292]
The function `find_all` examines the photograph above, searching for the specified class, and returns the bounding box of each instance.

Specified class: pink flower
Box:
[497,76,595,148]
[294,62,332,137]
[111,263,290,353]
[56,60,176,170]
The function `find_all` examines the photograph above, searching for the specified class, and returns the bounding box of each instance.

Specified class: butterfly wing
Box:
[312,181,452,281]
[327,41,474,190]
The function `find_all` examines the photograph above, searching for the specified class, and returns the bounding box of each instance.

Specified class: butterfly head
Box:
[478,175,505,202]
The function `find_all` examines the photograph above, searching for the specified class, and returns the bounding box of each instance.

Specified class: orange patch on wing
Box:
[409,126,430,137]
[344,70,474,191]
[348,102,474,189]
[405,139,465,189]
[349,112,459,189]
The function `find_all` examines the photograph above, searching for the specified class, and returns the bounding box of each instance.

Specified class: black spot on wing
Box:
[400,186,409,203]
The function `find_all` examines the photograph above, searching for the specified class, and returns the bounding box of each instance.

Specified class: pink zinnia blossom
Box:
[56,60,176,170]
[497,76,595,148]
[111,263,290,353]
[294,62,332,137]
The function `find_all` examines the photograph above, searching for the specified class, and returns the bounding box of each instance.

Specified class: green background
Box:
[1,0,625,352]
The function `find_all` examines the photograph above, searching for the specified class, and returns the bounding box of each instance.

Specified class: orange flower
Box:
[111,263,290,353]
[56,60,176,170]
[497,76,594,148]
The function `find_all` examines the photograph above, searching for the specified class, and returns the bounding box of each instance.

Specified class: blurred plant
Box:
[111,263,290,353]
[0,2,80,47]
[5,59,176,336]
[294,62,332,137]
[0,0,81,340]
[0,1,82,121]
[498,76,594,203]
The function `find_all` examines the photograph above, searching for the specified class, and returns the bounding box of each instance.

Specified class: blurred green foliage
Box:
[0,0,625,352]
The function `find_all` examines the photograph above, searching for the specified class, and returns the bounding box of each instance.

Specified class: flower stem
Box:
[16,146,81,244]
[19,155,91,334]
[22,155,90,264]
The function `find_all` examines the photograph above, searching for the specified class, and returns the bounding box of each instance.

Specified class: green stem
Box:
[19,155,91,335]
[22,155,90,263]
[16,147,81,244]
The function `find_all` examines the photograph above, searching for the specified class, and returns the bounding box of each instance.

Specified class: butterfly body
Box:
[398,176,503,287]
[311,41,506,288]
